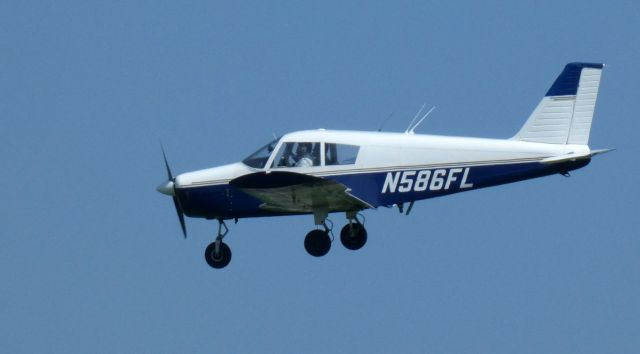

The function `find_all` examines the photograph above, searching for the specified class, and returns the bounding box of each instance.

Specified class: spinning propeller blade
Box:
[159,144,187,238]
[161,144,173,180]
[173,196,187,238]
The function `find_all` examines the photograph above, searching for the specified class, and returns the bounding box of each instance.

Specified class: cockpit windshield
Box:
[242,138,280,169]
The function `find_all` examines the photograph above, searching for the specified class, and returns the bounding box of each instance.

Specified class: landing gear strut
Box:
[204,219,232,269]
[340,212,367,250]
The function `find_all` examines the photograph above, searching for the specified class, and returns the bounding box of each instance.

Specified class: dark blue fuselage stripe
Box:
[176,159,589,219]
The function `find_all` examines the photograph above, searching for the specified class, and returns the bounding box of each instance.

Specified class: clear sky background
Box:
[1,1,639,353]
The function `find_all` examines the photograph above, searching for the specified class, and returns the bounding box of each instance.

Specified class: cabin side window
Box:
[272,142,321,168]
[325,143,360,165]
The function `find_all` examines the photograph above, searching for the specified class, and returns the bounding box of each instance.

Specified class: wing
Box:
[229,171,374,213]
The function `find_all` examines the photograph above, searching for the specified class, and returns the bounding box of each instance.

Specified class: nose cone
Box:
[156,180,175,196]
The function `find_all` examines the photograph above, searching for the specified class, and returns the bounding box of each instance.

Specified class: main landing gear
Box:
[304,226,332,257]
[303,211,368,257]
[204,219,232,269]
[340,216,367,251]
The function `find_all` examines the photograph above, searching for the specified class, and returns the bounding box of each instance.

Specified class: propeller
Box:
[157,145,187,238]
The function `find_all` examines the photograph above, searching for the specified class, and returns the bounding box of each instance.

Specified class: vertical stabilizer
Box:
[513,63,604,145]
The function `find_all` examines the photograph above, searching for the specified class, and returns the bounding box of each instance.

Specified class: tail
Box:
[513,62,604,145]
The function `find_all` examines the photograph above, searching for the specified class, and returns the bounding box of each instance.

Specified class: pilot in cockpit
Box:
[294,143,314,167]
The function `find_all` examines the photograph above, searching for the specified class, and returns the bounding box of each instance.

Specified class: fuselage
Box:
[172,129,591,220]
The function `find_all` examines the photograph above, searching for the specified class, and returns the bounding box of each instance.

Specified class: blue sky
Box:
[1,1,639,353]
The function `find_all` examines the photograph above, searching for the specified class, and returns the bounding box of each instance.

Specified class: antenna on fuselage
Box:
[405,103,426,133]
[405,105,435,134]
[378,111,395,132]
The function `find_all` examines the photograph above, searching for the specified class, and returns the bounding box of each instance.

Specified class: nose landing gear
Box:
[204,219,232,269]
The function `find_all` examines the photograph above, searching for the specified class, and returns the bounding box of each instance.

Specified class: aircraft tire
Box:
[204,242,232,269]
[340,223,367,250]
[304,230,331,257]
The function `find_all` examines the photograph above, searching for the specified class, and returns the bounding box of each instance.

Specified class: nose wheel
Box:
[205,241,231,269]
[204,219,232,269]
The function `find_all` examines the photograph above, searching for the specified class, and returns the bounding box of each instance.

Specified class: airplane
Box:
[157,62,611,269]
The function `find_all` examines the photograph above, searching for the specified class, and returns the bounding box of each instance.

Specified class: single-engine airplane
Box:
[157,62,611,269]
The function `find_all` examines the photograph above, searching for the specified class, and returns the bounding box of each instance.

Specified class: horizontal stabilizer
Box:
[589,148,615,157]
[540,152,591,164]
[540,148,614,164]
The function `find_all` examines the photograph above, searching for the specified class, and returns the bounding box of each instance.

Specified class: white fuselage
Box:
[175,129,590,188]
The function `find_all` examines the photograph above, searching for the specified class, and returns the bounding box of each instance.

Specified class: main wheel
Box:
[304,229,331,257]
[204,242,232,269]
[340,222,367,250]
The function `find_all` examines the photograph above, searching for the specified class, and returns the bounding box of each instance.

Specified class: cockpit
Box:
[241,138,280,169]
[242,137,360,169]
